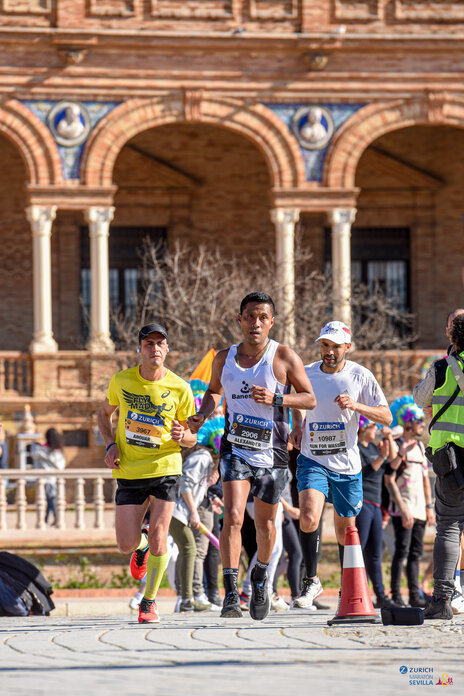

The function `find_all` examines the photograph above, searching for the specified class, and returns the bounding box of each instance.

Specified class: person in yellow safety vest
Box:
[414,313,464,620]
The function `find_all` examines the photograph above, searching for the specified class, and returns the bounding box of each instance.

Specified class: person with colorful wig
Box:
[384,396,435,608]
[356,417,400,608]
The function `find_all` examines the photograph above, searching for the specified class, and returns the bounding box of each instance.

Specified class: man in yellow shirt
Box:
[97,323,196,623]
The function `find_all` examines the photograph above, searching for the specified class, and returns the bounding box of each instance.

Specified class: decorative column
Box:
[26,206,58,353]
[328,208,357,328]
[271,208,299,346]
[84,207,115,353]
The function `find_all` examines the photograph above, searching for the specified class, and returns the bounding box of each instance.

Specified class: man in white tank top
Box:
[188,292,316,620]
[291,320,392,610]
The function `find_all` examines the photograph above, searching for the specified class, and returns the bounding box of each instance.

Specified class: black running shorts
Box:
[115,475,180,505]
[219,453,287,505]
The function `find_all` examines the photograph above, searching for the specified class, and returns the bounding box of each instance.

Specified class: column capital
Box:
[270,208,300,226]
[26,205,57,235]
[85,206,115,233]
[327,208,357,228]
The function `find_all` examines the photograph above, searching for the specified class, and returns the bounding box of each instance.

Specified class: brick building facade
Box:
[0,1,462,464]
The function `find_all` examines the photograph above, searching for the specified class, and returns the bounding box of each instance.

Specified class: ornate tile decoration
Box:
[22,100,121,180]
[265,102,365,181]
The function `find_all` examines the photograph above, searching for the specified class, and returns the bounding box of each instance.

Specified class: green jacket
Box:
[429,350,464,453]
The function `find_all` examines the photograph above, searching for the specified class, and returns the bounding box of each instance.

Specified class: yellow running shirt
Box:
[106,366,195,479]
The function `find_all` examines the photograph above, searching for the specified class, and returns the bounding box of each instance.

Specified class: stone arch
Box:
[81,94,306,189]
[0,99,62,185]
[323,94,464,189]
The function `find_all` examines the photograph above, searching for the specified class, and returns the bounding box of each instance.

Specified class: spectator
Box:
[31,428,66,526]
[169,443,216,612]
[384,397,435,608]
[356,417,400,608]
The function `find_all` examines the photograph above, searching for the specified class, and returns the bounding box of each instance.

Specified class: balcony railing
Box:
[0,469,115,532]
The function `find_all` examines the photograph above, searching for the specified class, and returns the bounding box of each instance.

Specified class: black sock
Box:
[223,568,238,595]
[299,528,319,579]
[338,543,344,570]
[253,560,269,582]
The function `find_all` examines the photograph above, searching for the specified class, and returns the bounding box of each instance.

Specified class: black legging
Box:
[391,516,426,597]
[273,511,303,598]
[204,512,221,596]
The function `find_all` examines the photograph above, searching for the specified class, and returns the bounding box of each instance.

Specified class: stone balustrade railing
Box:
[0,469,115,532]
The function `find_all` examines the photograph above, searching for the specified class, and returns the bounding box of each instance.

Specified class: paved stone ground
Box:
[0,603,463,695]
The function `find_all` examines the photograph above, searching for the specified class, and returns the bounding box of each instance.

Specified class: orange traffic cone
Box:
[327,525,380,625]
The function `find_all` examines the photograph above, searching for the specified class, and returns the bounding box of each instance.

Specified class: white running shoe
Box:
[451,590,464,615]
[194,592,212,607]
[174,595,182,613]
[291,577,323,608]
[271,593,289,612]
[129,591,143,610]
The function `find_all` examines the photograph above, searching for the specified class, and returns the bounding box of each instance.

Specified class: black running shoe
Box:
[221,591,243,618]
[249,567,270,621]
[409,593,427,609]
[424,596,453,620]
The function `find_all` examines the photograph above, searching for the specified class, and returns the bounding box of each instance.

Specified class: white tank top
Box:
[220,339,290,468]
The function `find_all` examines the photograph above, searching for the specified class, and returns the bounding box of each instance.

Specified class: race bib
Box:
[227,413,272,451]
[125,410,164,449]
[308,421,346,456]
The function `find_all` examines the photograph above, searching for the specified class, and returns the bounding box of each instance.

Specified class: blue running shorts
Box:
[296,453,363,517]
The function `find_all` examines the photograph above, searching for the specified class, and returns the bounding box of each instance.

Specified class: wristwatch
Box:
[273,393,284,407]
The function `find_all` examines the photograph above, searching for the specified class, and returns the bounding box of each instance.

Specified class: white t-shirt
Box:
[300,360,389,475]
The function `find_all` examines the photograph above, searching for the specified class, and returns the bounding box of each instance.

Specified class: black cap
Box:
[138,323,168,343]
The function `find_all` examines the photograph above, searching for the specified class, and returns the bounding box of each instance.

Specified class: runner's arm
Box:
[289,408,305,448]
[171,419,197,448]
[97,398,120,469]
[251,348,316,410]
[334,395,392,426]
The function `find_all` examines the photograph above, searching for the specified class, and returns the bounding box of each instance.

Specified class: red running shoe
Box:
[130,528,149,580]
[138,598,160,624]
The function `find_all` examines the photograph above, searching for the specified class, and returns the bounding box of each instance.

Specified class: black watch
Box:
[273,393,284,407]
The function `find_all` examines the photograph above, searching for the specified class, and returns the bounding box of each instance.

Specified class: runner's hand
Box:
[289,426,303,449]
[334,393,358,411]
[105,444,120,470]
[187,413,205,434]
[250,385,274,405]
[171,419,185,442]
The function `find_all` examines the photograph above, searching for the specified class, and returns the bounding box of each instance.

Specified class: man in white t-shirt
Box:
[291,321,392,608]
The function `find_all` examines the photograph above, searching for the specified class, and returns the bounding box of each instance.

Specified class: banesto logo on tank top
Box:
[232,381,252,399]
[122,388,173,416]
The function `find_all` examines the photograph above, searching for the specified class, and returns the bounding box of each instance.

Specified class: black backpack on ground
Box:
[0,551,55,615]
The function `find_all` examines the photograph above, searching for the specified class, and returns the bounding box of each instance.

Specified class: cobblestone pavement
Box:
[0,607,462,695]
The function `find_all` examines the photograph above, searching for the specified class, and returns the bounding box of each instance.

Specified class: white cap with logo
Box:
[316,320,352,345]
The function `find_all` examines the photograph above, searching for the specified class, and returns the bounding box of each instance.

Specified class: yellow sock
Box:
[136,530,149,551]
[144,552,168,601]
